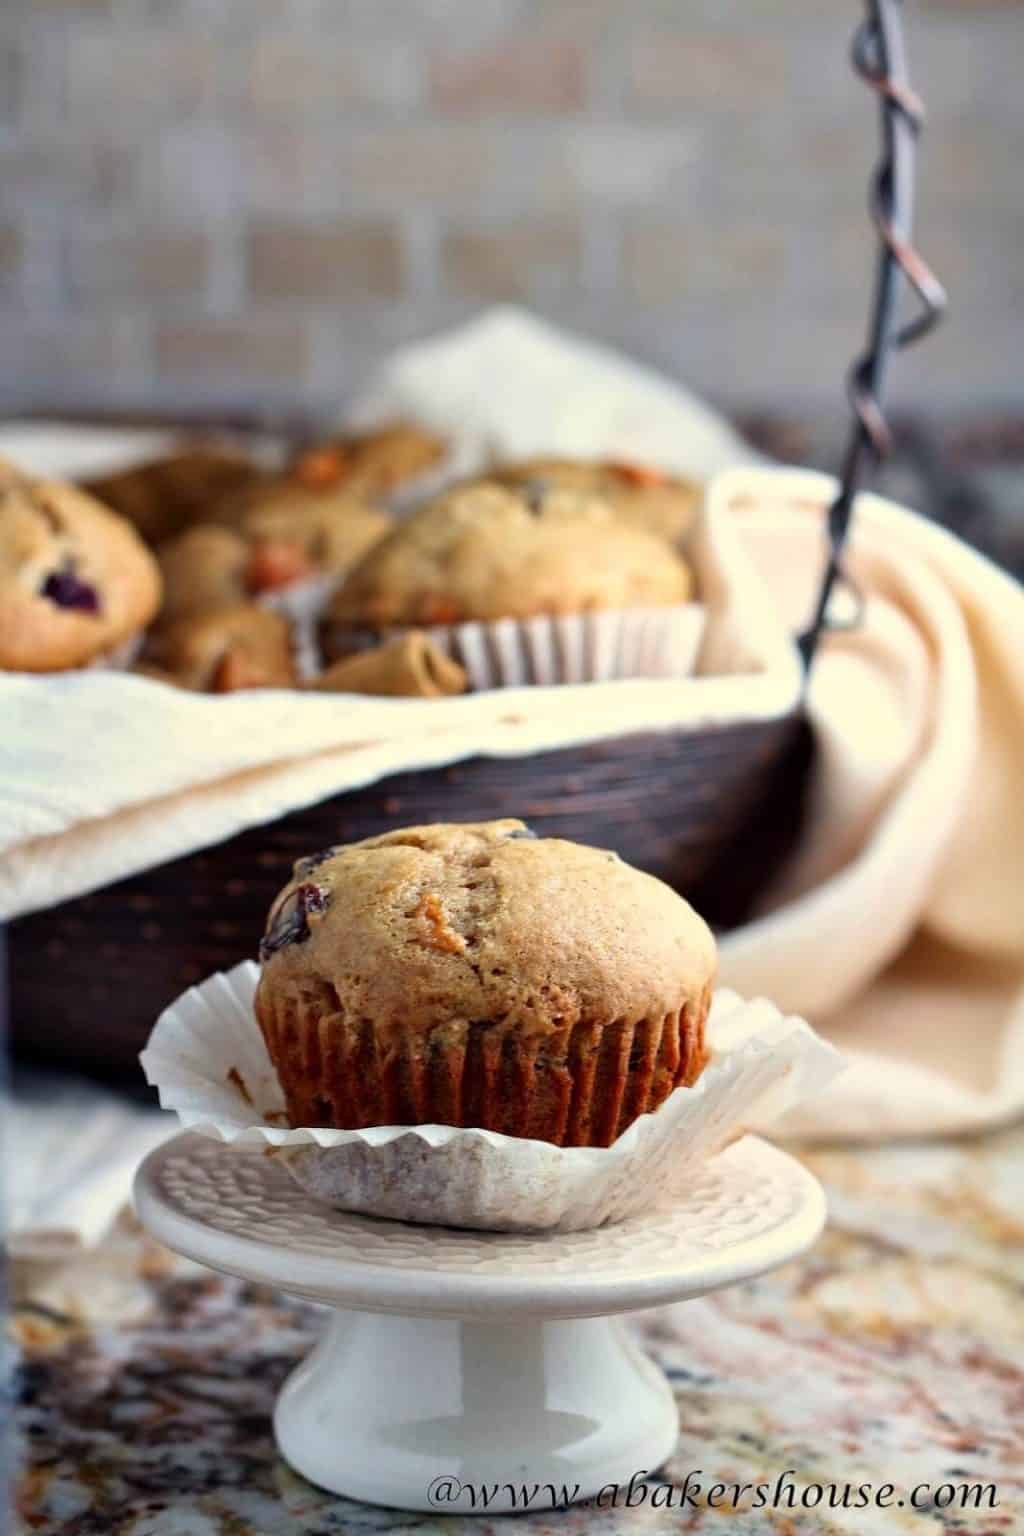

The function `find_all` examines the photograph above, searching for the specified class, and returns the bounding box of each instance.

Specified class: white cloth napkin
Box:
[3,307,1023,1250]
[3,1071,173,1258]
[349,305,765,476]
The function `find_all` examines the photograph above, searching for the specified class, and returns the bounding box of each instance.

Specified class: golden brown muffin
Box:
[492,457,702,545]
[156,525,250,624]
[83,444,264,546]
[255,820,715,1147]
[144,603,296,692]
[323,480,692,651]
[289,421,447,501]
[0,458,162,673]
[156,482,390,626]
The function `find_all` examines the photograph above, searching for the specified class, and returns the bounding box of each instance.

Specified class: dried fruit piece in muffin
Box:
[143,603,296,692]
[39,564,100,613]
[255,819,716,1147]
[0,458,162,672]
[244,538,315,593]
[260,881,330,959]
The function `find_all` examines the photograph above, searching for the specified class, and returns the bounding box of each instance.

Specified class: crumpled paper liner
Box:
[140,962,844,1233]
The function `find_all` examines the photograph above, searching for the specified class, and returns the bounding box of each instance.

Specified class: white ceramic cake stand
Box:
[135,1130,825,1514]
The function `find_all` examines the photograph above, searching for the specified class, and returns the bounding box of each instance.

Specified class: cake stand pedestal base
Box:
[276,1310,676,1511]
[135,1131,826,1514]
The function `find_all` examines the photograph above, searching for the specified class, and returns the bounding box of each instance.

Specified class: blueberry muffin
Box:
[322,480,692,655]
[255,820,715,1147]
[83,443,264,546]
[143,602,296,692]
[492,457,701,546]
[289,421,447,502]
[0,458,162,673]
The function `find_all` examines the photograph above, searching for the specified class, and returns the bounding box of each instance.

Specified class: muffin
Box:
[210,455,393,580]
[254,820,715,1147]
[144,603,296,692]
[156,525,251,623]
[228,485,391,575]
[492,457,702,545]
[322,480,693,680]
[289,421,447,502]
[0,458,162,673]
[83,443,264,546]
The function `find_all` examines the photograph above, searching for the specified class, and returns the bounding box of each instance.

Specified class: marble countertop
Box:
[10,1122,1024,1535]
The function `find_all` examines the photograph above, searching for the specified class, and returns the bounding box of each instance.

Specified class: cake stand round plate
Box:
[135,1130,826,1513]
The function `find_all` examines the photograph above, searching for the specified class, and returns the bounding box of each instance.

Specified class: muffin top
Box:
[492,457,701,546]
[82,443,262,546]
[0,458,162,672]
[289,422,447,500]
[156,524,250,623]
[156,490,390,625]
[237,490,391,574]
[327,480,692,628]
[256,820,716,1038]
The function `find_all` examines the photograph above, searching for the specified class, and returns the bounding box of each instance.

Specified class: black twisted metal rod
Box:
[800,0,947,668]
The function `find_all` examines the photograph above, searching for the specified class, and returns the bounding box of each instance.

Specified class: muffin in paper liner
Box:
[319,474,706,689]
[140,962,844,1233]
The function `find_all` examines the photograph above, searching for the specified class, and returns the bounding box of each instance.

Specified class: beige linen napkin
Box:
[4,1072,173,1258]
[714,467,1024,1138]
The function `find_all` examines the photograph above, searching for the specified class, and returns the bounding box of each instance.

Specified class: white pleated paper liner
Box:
[430,604,707,689]
[257,573,340,682]
[140,963,844,1233]
[88,630,145,671]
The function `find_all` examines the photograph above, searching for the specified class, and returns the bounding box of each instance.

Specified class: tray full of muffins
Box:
[1,425,708,692]
[1,406,808,1075]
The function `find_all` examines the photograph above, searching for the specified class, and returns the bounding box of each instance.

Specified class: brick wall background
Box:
[1,0,1021,421]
